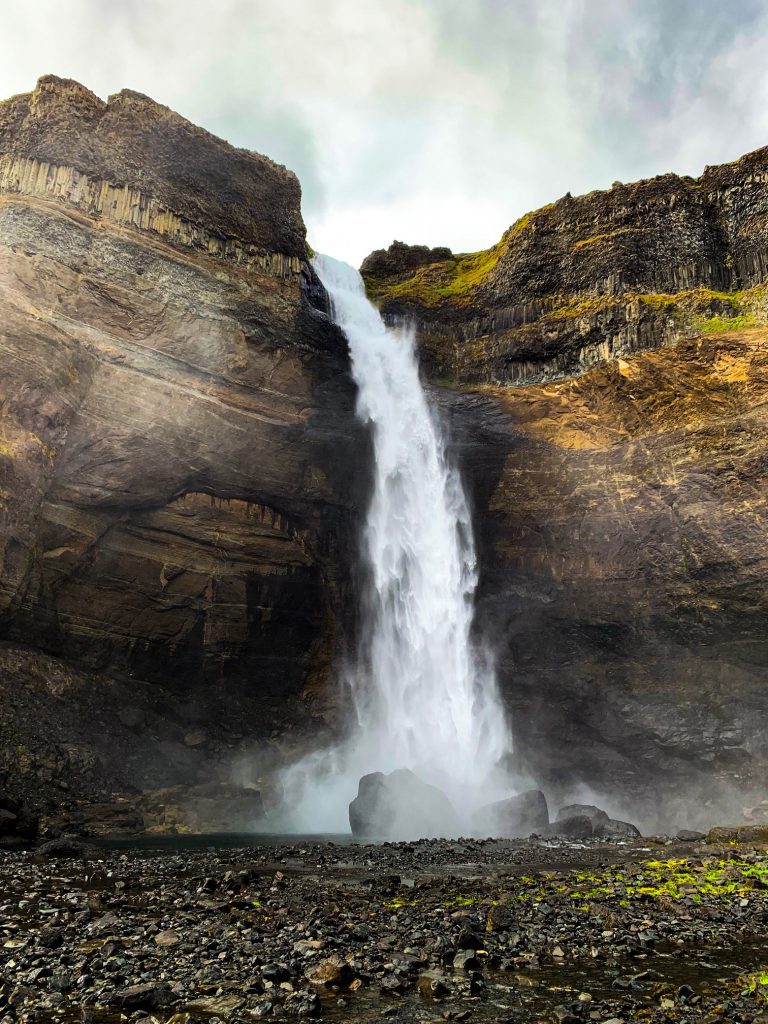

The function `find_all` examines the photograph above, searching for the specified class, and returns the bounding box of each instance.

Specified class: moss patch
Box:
[362,211,538,309]
[364,241,505,309]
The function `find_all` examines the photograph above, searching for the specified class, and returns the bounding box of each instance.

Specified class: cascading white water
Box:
[284,254,511,835]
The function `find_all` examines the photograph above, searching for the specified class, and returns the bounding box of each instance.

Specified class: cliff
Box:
[0,77,364,818]
[2,74,767,832]
[362,153,768,385]
[364,158,768,827]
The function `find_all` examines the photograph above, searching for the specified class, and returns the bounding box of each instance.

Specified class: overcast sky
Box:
[2,0,768,265]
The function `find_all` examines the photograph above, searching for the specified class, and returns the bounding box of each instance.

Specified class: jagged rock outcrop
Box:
[0,77,364,814]
[363,152,768,385]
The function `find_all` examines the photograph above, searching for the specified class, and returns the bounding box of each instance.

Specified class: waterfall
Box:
[284,255,511,836]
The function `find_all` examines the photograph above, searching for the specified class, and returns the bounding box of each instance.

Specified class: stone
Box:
[593,817,642,839]
[36,839,97,860]
[453,949,480,971]
[546,815,594,839]
[305,955,355,988]
[551,804,641,839]
[417,969,450,999]
[154,929,181,946]
[348,769,458,839]
[185,995,245,1015]
[472,789,549,838]
[115,982,174,1009]
[485,904,514,932]
[676,829,706,842]
[707,824,768,844]
[556,804,610,826]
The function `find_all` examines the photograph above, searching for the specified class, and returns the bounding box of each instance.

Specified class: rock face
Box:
[0,77,364,813]
[364,153,768,832]
[363,152,768,386]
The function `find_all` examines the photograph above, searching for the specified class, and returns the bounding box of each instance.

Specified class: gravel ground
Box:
[1,835,767,1023]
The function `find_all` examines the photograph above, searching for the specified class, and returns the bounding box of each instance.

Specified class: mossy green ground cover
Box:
[379,854,768,914]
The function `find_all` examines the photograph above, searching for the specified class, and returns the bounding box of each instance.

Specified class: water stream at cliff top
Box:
[283,255,511,836]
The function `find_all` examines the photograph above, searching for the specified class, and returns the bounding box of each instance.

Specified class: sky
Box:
[1,0,768,265]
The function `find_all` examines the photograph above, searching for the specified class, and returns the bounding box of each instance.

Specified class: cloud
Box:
[0,0,767,264]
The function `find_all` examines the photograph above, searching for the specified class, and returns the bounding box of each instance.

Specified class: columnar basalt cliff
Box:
[363,159,768,828]
[362,153,768,386]
[0,77,365,817]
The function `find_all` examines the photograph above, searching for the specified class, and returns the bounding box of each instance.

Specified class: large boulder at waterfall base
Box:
[348,769,458,839]
[555,803,641,839]
[545,814,595,839]
[472,789,549,838]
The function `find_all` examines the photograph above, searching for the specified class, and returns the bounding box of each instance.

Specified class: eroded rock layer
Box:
[440,328,768,828]
[363,150,768,385]
[364,154,768,828]
[0,77,363,813]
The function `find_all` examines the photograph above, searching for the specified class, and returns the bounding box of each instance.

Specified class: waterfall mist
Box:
[281,255,512,837]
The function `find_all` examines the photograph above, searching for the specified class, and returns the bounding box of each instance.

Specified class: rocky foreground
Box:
[1,833,767,1024]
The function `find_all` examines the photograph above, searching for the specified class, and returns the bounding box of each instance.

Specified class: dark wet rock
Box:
[115,981,175,1009]
[546,814,594,839]
[453,949,481,971]
[35,837,97,859]
[472,788,549,838]
[556,803,610,826]
[186,994,246,1015]
[485,904,514,932]
[305,956,355,988]
[417,968,451,999]
[38,925,65,949]
[593,817,642,839]
[349,768,457,839]
[707,823,768,843]
[677,829,707,842]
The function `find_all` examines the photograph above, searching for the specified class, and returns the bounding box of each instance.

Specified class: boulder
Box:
[676,829,706,842]
[417,969,451,999]
[706,824,768,844]
[555,803,641,839]
[305,955,355,988]
[594,817,641,839]
[348,769,458,840]
[0,793,38,844]
[556,803,610,826]
[546,814,594,839]
[472,789,549,838]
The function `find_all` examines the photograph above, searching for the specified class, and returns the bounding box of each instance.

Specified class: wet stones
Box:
[305,955,356,988]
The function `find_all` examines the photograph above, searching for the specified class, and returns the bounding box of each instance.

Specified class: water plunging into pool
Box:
[284,255,511,836]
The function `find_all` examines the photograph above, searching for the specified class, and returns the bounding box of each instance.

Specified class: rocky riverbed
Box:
[1,834,767,1023]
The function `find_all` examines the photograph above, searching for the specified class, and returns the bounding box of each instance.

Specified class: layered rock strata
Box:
[363,150,768,385]
[0,77,363,814]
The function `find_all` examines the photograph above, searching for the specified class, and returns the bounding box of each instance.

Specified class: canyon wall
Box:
[363,158,768,828]
[2,75,767,830]
[0,77,365,815]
